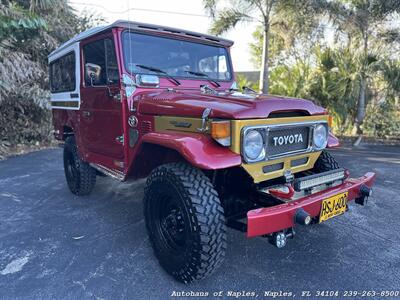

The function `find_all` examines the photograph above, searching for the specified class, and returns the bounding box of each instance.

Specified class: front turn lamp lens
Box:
[244,129,265,161]
[313,124,328,149]
[211,121,231,146]
[328,115,333,128]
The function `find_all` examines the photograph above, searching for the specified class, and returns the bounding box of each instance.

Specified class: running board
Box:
[90,163,125,181]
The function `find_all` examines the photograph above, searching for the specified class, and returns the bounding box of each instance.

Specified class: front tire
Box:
[144,163,226,283]
[63,136,96,196]
[314,150,340,172]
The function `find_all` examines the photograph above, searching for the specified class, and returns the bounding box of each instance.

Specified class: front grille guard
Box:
[241,120,327,163]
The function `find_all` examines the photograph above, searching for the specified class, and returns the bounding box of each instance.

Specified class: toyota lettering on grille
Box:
[273,134,304,146]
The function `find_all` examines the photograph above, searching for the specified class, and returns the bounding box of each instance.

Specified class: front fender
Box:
[327,132,340,148]
[141,132,242,170]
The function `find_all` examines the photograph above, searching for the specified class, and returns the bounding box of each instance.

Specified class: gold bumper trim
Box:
[242,152,321,183]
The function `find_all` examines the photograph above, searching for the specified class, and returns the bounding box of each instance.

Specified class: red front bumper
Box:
[247,172,376,238]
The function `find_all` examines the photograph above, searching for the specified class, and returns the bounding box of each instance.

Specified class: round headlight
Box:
[244,130,265,161]
[313,124,328,149]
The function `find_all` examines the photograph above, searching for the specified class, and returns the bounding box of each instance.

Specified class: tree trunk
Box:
[355,33,369,135]
[356,77,367,134]
[259,25,269,94]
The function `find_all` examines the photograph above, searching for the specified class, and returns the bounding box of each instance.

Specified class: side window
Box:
[83,39,119,86]
[50,52,75,93]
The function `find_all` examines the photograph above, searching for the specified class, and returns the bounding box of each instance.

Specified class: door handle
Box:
[82,111,91,117]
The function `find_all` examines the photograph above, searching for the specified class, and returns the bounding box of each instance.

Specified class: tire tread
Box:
[314,151,340,172]
[144,162,226,283]
[64,137,96,196]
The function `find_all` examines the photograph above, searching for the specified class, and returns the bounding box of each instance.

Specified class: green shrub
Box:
[363,101,400,138]
[0,97,52,145]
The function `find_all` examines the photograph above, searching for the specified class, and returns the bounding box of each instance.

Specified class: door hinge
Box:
[116,135,124,145]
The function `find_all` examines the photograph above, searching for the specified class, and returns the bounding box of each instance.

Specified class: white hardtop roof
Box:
[48,20,234,59]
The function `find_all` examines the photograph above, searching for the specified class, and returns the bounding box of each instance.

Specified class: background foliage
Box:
[0,0,103,149]
[0,0,399,153]
[229,0,400,137]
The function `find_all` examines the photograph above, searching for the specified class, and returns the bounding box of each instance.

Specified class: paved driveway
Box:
[0,145,399,299]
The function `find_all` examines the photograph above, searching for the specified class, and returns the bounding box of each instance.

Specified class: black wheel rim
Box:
[149,182,190,257]
[65,149,78,186]
[157,194,187,252]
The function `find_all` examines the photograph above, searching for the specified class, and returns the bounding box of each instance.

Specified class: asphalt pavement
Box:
[0,145,399,299]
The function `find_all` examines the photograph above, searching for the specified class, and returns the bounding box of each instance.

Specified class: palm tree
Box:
[309,47,364,134]
[379,59,400,106]
[326,0,400,134]
[203,0,328,93]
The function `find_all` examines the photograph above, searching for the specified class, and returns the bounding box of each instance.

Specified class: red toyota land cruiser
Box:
[49,20,376,283]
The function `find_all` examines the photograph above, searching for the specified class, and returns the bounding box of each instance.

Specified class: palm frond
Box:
[203,0,219,17]
[209,8,252,34]
[370,0,400,18]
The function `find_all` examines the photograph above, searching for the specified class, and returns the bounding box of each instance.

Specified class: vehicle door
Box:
[79,36,124,159]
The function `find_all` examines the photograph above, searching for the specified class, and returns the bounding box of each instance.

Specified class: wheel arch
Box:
[63,125,74,140]
[129,143,185,179]
[128,132,242,179]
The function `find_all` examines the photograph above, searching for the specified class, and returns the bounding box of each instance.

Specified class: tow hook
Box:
[269,228,295,249]
[294,208,312,226]
[355,184,372,206]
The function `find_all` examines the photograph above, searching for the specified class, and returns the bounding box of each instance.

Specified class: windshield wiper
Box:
[185,71,221,87]
[136,64,181,86]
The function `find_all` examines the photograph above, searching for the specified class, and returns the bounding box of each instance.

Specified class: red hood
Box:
[136,90,326,119]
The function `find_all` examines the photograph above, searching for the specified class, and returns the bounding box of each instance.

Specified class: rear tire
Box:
[63,136,96,195]
[313,150,340,172]
[144,162,226,283]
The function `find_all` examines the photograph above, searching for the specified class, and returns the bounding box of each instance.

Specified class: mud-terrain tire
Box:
[314,150,340,172]
[63,136,96,196]
[144,162,226,283]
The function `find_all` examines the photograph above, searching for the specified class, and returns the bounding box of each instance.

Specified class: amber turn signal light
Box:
[328,115,333,128]
[211,121,231,146]
[211,121,230,139]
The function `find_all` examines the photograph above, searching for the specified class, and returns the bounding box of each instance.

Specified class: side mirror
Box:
[89,73,96,86]
[85,63,101,86]
[135,74,159,88]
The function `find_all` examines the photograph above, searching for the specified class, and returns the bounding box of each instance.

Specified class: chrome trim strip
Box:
[241,120,328,164]
[90,163,125,181]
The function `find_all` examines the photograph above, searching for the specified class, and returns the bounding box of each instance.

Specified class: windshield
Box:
[122,32,232,81]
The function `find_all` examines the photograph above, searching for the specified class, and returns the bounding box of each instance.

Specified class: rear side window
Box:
[83,39,119,86]
[49,52,76,93]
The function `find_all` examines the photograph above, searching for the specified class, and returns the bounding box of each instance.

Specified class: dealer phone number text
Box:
[302,290,400,297]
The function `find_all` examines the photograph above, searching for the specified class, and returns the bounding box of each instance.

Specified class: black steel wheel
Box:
[63,136,96,196]
[144,162,226,283]
[314,150,340,172]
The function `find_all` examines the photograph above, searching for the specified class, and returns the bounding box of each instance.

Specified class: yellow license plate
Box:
[319,192,348,223]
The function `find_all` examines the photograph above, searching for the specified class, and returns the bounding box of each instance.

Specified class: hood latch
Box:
[197,108,212,132]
